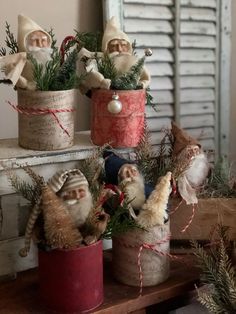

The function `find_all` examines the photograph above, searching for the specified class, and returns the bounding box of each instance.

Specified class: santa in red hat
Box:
[171,121,210,205]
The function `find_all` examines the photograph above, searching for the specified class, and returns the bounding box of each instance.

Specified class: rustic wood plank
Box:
[170,198,236,240]
[150,77,173,91]
[180,63,215,75]
[181,0,217,8]
[0,257,199,314]
[124,4,173,19]
[0,237,38,276]
[180,89,215,103]
[181,8,216,21]
[147,117,172,132]
[146,104,174,118]
[180,35,216,48]
[181,21,216,35]
[124,0,173,5]
[180,76,215,88]
[180,114,215,128]
[150,90,174,104]
[180,102,214,115]
[147,63,173,76]
[198,138,215,150]
[136,48,174,62]
[128,34,174,48]
[124,19,173,33]
[180,49,215,61]
[181,127,215,140]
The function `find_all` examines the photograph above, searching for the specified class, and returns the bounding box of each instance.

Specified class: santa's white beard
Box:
[178,152,209,205]
[120,175,146,210]
[64,193,93,228]
[185,152,209,188]
[28,46,52,66]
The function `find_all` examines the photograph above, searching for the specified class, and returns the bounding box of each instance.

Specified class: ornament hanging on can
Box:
[107,93,122,114]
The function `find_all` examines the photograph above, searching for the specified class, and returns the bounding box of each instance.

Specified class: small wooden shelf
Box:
[0,254,199,314]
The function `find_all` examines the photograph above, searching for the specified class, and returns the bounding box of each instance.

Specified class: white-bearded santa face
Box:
[118,164,146,210]
[60,184,93,228]
[185,146,210,188]
[26,31,52,66]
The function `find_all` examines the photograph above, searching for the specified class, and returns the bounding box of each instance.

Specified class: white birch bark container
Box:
[112,223,170,287]
[17,89,76,151]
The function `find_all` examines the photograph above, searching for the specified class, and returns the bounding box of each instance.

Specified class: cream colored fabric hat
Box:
[48,169,88,194]
[17,14,52,52]
[102,16,132,53]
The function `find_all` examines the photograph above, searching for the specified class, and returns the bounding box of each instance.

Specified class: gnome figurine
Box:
[171,121,210,205]
[48,169,93,228]
[103,150,153,210]
[77,16,151,94]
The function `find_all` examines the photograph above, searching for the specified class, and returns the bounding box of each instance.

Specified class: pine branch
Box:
[111,56,145,90]
[79,145,105,201]
[97,53,118,83]
[50,48,81,90]
[191,224,236,313]
[102,198,141,239]
[5,22,18,54]
[7,171,40,204]
[29,53,61,91]
[46,28,58,54]
[135,121,157,184]
[75,31,102,52]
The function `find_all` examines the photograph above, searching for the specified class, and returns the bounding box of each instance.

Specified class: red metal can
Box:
[91,89,145,148]
[38,240,103,313]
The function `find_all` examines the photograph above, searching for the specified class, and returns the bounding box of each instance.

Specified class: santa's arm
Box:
[139,65,151,89]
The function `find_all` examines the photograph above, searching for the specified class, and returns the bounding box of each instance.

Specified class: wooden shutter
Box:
[103,0,231,158]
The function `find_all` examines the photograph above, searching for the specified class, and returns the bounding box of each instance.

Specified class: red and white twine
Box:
[137,234,181,296]
[8,101,75,137]
[181,203,196,233]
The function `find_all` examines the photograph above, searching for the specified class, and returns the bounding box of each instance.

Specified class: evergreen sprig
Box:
[50,48,81,91]
[135,121,157,184]
[97,53,118,83]
[74,31,102,52]
[7,171,41,205]
[111,56,145,90]
[191,224,236,313]
[29,53,61,91]
[5,22,18,54]
[102,198,141,239]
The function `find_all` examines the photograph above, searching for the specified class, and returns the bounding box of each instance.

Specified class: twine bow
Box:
[8,101,75,137]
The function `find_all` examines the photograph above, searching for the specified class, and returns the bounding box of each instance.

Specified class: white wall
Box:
[0,0,103,139]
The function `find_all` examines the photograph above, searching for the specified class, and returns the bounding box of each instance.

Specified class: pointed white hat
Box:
[102,16,132,53]
[17,14,52,52]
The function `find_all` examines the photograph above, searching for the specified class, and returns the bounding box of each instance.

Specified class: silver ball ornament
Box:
[107,94,122,114]
[144,48,153,57]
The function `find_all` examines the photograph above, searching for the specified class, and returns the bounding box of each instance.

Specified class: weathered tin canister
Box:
[38,240,103,313]
[91,89,146,148]
[112,223,170,287]
[17,89,76,151]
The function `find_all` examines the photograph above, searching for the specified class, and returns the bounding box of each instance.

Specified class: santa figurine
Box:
[103,150,153,211]
[48,169,93,228]
[0,14,52,90]
[171,121,210,205]
[77,16,151,94]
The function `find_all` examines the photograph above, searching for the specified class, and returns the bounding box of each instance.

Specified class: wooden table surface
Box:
[0,254,199,314]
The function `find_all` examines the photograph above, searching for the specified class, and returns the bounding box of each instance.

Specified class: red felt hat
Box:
[171,121,201,156]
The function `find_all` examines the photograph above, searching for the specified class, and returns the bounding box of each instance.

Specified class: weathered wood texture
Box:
[170,198,236,240]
